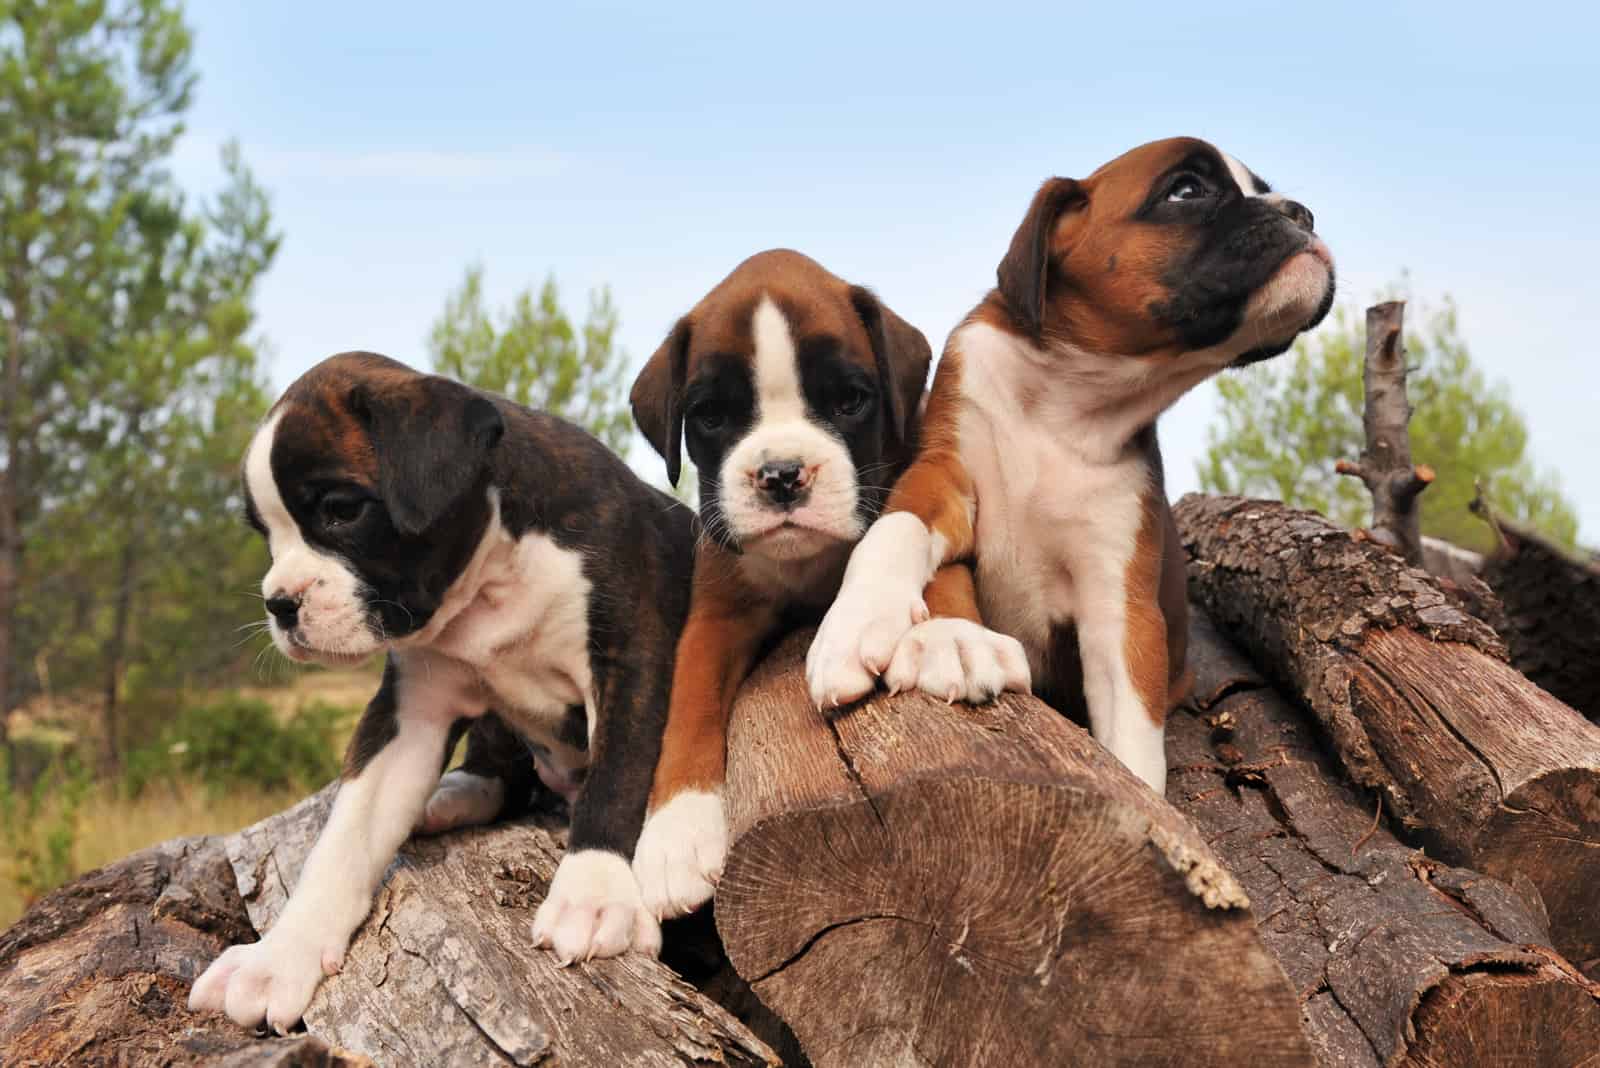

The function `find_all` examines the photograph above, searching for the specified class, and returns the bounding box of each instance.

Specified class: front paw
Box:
[806,584,929,709]
[884,618,1032,704]
[531,850,661,963]
[632,790,728,920]
[188,928,343,1033]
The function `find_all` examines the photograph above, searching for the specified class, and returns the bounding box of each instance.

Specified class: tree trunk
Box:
[1335,301,1433,566]
[715,631,1315,1068]
[1472,495,1600,723]
[1175,493,1600,966]
[100,527,141,771]
[1168,608,1600,1066]
[226,787,780,1067]
[0,834,374,1066]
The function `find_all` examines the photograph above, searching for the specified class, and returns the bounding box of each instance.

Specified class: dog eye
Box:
[690,404,726,433]
[320,492,369,527]
[1167,175,1208,202]
[834,388,871,418]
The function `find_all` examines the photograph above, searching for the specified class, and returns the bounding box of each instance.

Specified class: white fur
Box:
[416,769,505,835]
[718,297,862,549]
[632,789,728,920]
[532,849,661,963]
[1220,151,1263,197]
[246,411,378,664]
[884,617,1031,703]
[805,512,940,708]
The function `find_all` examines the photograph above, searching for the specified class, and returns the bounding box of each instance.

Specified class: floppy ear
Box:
[629,317,690,486]
[995,176,1085,340]
[850,286,933,455]
[352,377,505,537]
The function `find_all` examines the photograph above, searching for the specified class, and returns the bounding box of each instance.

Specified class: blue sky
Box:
[173,2,1600,540]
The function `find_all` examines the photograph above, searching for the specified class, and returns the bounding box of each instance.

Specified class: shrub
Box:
[123,694,345,797]
[0,748,90,906]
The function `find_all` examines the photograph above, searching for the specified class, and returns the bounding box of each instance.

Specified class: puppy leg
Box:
[417,714,535,835]
[807,447,978,708]
[189,656,470,1032]
[884,564,1031,703]
[1072,504,1170,793]
[632,568,774,923]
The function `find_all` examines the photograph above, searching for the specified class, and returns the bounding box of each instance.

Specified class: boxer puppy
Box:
[627,250,1003,919]
[807,137,1335,791]
[188,352,696,1033]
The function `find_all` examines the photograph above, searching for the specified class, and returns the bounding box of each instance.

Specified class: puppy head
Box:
[631,249,931,561]
[995,137,1335,364]
[243,352,505,664]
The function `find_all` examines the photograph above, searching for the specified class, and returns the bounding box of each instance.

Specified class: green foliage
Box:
[2,0,281,759]
[1200,294,1579,553]
[122,695,346,797]
[429,265,634,455]
[0,746,89,905]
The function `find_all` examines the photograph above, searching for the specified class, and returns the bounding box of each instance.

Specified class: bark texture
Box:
[1335,301,1433,567]
[0,834,372,1067]
[715,631,1315,1068]
[1473,499,1600,723]
[1176,493,1600,965]
[1169,610,1600,1066]
[227,788,779,1068]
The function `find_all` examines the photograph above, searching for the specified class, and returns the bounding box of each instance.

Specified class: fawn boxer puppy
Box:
[626,249,981,919]
[188,352,695,1033]
[807,137,1335,791]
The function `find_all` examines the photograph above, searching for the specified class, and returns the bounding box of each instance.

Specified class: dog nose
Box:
[265,594,300,629]
[755,459,808,506]
[1275,198,1314,231]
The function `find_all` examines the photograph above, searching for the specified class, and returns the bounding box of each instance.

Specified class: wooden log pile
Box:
[4,495,1599,1066]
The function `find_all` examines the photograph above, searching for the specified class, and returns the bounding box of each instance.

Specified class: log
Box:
[1472,494,1600,723]
[226,787,780,1068]
[715,631,1316,1068]
[1176,493,1600,966]
[0,834,373,1067]
[1334,301,1434,567]
[1168,609,1600,1066]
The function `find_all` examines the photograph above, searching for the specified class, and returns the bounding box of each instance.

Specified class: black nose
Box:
[755,460,807,506]
[1276,198,1314,231]
[265,595,300,629]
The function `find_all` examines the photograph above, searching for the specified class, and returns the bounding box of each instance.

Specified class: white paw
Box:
[1098,714,1169,795]
[531,850,660,964]
[807,582,928,709]
[188,926,344,1033]
[415,769,505,835]
[884,618,1032,704]
[632,790,728,920]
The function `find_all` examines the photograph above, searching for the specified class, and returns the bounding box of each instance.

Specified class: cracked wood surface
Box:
[0,834,372,1067]
[1170,610,1600,1067]
[716,631,1314,1068]
[1176,494,1600,964]
[227,788,779,1068]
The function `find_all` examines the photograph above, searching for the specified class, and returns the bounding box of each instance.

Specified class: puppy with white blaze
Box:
[807,137,1336,793]
[187,352,696,1033]
[625,250,1021,921]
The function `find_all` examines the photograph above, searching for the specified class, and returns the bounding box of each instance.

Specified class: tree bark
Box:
[1335,301,1433,567]
[1472,494,1600,723]
[1175,493,1600,966]
[100,525,141,771]
[1168,608,1600,1066]
[226,788,780,1068]
[0,834,374,1066]
[715,632,1316,1068]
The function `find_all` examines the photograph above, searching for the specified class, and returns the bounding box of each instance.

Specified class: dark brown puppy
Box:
[188,352,695,1033]
[808,137,1335,793]
[626,249,944,919]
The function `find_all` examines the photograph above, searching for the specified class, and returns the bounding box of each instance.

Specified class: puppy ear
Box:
[352,377,505,537]
[850,286,933,456]
[995,176,1085,340]
[630,317,690,486]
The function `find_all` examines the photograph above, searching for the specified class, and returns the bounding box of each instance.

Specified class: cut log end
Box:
[1405,969,1600,1068]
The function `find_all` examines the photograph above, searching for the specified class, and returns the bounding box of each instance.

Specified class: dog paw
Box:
[884,618,1032,704]
[188,927,342,1033]
[807,583,929,709]
[415,769,505,835]
[632,790,727,920]
[531,850,660,963]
